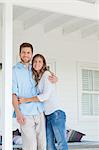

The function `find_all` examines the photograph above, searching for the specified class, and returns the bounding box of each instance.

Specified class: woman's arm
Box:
[18,96,40,104]
[19,71,54,104]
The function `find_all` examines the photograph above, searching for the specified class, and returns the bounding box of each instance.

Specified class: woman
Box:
[19,54,68,150]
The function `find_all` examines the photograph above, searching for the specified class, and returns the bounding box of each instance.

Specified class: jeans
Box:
[46,110,68,150]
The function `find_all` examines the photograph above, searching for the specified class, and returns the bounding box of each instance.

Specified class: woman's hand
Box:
[48,73,58,83]
[18,98,25,104]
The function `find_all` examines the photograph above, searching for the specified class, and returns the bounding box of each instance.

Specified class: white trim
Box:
[2,3,13,150]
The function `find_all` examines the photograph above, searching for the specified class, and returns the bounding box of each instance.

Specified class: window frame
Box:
[77,62,99,121]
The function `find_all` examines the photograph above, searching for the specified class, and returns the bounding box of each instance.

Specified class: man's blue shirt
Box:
[12,62,44,116]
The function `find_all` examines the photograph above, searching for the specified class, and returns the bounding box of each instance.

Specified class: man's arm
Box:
[12,94,25,125]
[12,94,19,113]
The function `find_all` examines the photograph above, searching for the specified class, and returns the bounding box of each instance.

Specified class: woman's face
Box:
[33,57,43,72]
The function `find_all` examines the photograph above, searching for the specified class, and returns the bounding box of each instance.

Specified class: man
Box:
[12,42,57,150]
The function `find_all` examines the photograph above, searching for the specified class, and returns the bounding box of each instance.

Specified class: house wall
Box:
[12,23,99,140]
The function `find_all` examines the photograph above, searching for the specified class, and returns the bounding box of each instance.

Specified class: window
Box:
[77,63,99,119]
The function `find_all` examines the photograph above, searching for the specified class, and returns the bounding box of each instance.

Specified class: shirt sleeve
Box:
[37,72,54,102]
[12,68,18,96]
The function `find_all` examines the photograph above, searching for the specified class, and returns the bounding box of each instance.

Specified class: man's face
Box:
[20,47,33,64]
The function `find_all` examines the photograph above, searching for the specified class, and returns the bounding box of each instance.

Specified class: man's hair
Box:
[19,42,33,53]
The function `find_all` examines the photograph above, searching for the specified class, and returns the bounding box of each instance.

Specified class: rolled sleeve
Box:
[12,68,18,96]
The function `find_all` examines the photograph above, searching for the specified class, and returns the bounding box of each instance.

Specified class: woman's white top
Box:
[37,71,63,115]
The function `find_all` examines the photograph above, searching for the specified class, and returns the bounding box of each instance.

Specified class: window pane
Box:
[82,93,92,115]
[93,71,99,91]
[82,93,99,116]
[93,94,99,115]
[82,69,93,91]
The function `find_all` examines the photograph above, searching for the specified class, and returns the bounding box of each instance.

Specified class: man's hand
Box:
[12,94,26,125]
[16,110,26,125]
[48,73,58,83]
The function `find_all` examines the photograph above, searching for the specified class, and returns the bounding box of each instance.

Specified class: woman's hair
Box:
[32,54,48,86]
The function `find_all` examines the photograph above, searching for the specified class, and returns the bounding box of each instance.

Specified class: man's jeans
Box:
[46,110,68,150]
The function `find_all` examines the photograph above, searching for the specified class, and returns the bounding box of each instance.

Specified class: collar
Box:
[16,62,32,70]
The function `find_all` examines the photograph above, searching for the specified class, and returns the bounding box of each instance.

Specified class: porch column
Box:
[2,3,13,150]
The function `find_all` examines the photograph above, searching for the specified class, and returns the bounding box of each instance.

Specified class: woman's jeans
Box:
[46,110,68,150]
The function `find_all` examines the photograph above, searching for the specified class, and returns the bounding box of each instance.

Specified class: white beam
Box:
[63,19,95,34]
[81,23,99,38]
[24,10,51,29]
[13,7,40,21]
[44,15,73,33]
[2,3,13,150]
